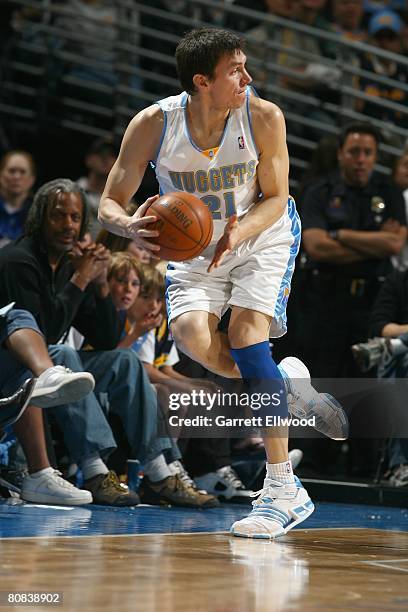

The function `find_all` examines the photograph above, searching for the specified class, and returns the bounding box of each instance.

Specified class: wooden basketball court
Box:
[1,500,407,611]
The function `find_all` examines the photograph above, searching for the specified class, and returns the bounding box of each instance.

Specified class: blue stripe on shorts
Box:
[274,197,301,331]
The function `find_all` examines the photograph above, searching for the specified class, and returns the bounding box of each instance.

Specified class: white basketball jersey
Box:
[154,87,260,247]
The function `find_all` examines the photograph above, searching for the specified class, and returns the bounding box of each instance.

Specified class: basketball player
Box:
[99,28,348,538]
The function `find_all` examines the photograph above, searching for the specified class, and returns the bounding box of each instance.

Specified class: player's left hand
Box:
[207,215,240,273]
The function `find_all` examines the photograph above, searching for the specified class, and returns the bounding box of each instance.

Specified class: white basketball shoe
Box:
[230,476,314,539]
[31,366,95,408]
[278,357,349,440]
[21,468,92,505]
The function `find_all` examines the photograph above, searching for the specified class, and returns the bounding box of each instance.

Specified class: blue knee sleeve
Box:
[230,341,288,418]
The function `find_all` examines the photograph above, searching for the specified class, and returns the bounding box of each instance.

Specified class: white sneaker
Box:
[194,465,253,503]
[31,366,95,408]
[279,357,349,440]
[21,468,93,505]
[230,476,314,539]
[289,448,303,470]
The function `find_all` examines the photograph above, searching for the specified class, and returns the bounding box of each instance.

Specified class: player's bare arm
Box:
[239,97,290,237]
[208,97,289,271]
[98,105,164,251]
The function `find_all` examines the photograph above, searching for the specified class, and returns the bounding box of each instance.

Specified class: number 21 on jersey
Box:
[201,192,236,220]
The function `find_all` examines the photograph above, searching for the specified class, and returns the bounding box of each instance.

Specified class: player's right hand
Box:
[126,195,161,253]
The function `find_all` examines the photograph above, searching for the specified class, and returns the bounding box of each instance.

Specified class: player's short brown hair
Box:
[176,27,244,95]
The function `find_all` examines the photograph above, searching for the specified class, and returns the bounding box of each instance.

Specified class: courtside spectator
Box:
[107,260,219,507]
[0,305,94,504]
[369,269,408,487]
[0,179,163,506]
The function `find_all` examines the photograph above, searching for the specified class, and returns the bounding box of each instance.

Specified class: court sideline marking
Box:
[1,527,405,541]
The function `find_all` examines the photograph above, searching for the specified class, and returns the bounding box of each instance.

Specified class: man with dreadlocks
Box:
[0,178,210,508]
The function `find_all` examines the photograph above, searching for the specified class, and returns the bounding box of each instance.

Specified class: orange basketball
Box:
[145,192,213,261]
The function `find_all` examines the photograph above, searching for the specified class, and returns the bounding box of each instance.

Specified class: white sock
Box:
[144,454,172,482]
[80,455,109,481]
[266,460,295,485]
[29,467,54,478]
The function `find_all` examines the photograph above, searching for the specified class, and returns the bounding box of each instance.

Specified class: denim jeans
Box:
[0,308,177,466]
[389,438,408,469]
[0,308,42,396]
[48,345,175,465]
[378,348,408,469]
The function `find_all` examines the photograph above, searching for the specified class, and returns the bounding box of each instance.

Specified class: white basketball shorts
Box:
[165,197,301,338]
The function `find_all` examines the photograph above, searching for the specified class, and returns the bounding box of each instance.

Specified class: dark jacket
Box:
[0,236,120,347]
[370,270,408,338]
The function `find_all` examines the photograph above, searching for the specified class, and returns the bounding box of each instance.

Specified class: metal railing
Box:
[1,0,407,190]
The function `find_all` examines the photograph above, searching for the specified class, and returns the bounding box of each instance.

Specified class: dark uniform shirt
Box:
[301,170,407,279]
[0,236,121,347]
[370,270,408,338]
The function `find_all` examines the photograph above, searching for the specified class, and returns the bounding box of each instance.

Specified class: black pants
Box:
[295,274,380,377]
[292,273,382,477]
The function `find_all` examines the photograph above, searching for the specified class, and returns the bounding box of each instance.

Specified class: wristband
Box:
[328,230,339,241]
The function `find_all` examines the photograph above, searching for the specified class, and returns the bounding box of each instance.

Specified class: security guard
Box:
[297,122,407,378]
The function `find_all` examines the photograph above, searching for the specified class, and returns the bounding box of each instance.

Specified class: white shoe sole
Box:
[230,499,315,539]
[31,373,95,408]
[21,491,92,506]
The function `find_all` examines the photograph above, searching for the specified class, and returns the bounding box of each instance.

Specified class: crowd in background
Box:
[1,0,407,147]
[1,0,408,508]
